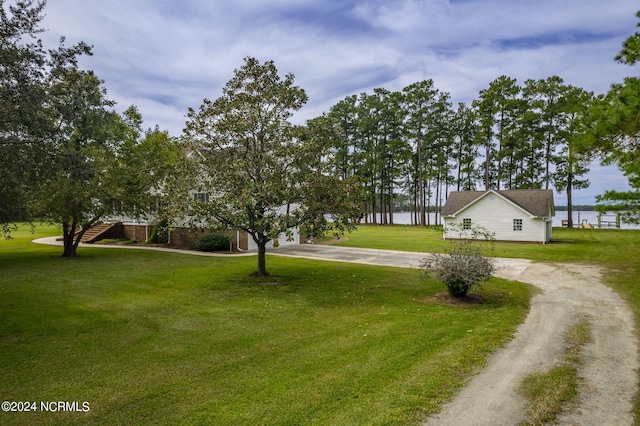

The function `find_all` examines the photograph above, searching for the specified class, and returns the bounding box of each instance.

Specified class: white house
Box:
[441,189,555,244]
[105,201,302,251]
[92,147,304,251]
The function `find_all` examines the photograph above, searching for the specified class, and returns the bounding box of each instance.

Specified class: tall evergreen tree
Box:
[476,76,521,190]
[514,87,545,188]
[552,86,593,227]
[372,89,410,224]
[592,9,640,223]
[355,91,381,222]
[474,76,520,190]
[402,80,450,225]
[328,95,359,180]
[589,77,640,223]
[523,76,570,189]
[451,103,481,191]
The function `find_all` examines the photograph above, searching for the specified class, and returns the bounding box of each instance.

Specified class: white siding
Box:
[247,227,300,250]
[444,195,548,243]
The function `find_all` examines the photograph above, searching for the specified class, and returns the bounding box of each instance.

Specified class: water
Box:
[366,211,640,229]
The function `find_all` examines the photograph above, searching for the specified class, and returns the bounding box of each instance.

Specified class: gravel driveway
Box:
[427,261,638,425]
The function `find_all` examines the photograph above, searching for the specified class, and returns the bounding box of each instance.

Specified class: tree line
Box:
[322,76,593,227]
[1,0,639,272]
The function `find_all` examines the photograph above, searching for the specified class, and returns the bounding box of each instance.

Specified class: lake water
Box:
[365,211,640,230]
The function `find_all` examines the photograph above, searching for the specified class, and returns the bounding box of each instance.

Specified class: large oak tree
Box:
[185,57,362,276]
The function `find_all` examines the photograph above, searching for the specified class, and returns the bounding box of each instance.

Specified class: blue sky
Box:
[37,0,639,205]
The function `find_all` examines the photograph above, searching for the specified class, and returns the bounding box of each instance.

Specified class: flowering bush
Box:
[421,224,496,298]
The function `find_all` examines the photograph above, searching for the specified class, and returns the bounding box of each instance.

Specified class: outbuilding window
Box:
[463,218,472,230]
[513,218,523,231]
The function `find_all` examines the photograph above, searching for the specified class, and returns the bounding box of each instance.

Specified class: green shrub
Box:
[422,241,496,297]
[197,233,230,252]
[421,224,496,298]
[95,238,137,245]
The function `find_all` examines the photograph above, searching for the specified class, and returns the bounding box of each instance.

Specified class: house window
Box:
[513,219,523,231]
[193,192,209,202]
[463,218,472,230]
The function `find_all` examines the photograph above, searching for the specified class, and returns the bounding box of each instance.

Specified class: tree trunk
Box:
[61,221,78,258]
[426,179,431,226]
[388,183,394,225]
[484,137,491,190]
[418,137,426,226]
[370,178,377,224]
[545,132,552,190]
[257,239,269,276]
[435,172,441,226]
[380,189,387,225]
[456,138,462,191]
[567,171,574,228]
[62,233,77,257]
[412,184,417,226]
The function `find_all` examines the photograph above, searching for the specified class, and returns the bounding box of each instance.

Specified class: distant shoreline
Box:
[365,211,639,229]
[554,205,595,211]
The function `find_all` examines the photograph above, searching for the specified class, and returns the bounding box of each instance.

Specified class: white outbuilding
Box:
[441,189,555,244]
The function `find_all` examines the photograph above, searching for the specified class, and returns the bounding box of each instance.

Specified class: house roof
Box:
[441,189,555,218]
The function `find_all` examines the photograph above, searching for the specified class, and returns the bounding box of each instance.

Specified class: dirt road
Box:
[426,261,639,425]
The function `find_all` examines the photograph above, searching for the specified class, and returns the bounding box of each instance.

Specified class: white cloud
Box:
[34,0,640,203]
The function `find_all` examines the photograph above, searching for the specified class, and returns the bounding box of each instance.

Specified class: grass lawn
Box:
[336,224,640,420]
[333,224,640,310]
[332,224,638,262]
[0,224,533,425]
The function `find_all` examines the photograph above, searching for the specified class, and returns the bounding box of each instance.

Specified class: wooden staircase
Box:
[77,222,120,243]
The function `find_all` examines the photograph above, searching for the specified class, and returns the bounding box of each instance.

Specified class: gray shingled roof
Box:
[441,190,554,218]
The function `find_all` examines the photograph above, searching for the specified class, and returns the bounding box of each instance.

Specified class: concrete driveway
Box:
[268,243,533,279]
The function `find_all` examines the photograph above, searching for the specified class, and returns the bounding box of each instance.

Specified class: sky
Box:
[35,0,639,206]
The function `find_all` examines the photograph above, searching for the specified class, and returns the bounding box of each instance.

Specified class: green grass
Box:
[333,224,638,262]
[0,224,532,425]
[519,365,578,425]
[337,224,640,420]
[518,320,592,425]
